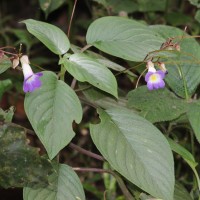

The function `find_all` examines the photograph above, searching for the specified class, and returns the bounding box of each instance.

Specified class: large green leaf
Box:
[0,55,12,74]
[61,53,118,98]
[90,108,174,200]
[22,19,70,55]
[168,138,200,190]
[187,100,200,143]
[23,164,85,200]
[24,71,82,159]
[0,124,53,188]
[150,25,200,98]
[86,16,165,62]
[127,86,187,123]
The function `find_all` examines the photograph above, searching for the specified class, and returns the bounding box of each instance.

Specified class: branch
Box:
[69,142,105,161]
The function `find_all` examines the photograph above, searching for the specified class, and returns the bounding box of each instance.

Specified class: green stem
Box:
[59,55,66,81]
[73,168,135,200]
[190,130,195,156]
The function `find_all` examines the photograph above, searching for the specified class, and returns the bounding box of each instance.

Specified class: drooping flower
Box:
[158,62,167,74]
[145,61,166,90]
[20,55,43,93]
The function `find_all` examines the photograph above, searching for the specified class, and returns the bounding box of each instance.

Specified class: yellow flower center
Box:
[150,74,158,82]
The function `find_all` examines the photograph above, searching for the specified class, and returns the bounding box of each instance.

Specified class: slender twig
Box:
[80,44,92,53]
[67,0,78,38]
[71,78,77,89]
[69,142,105,161]
[73,167,135,200]
[0,46,16,50]
[135,68,147,88]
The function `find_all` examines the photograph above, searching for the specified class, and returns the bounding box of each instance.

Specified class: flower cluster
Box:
[20,55,43,93]
[145,61,167,90]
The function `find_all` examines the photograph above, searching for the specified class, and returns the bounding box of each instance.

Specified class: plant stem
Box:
[67,0,78,38]
[80,44,92,53]
[69,142,105,161]
[71,78,77,89]
[73,167,135,200]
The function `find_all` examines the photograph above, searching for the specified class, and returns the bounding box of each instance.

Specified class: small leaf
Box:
[79,83,127,109]
[22,19,70,55]
[39,0,66,17]
[23,164,86,200]
[174,182,193,200]
[93,0,139,13]
[168,138,200,190]
[90,108,174,200]
[127,86,187,123]
[187,101,200,143]
[0,107,14,122]
[137,0,167,12]
[0,124,53,188]
[195,10,200,23]
[24,71,82,159]
[0,79,12,100]
[86,16,164,62]
[0,56,12,74]
[188,0,200,8]
[61,53,118,98]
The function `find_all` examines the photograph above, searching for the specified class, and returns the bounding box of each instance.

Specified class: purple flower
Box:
[20,55,43,93]
[145,61,166,90]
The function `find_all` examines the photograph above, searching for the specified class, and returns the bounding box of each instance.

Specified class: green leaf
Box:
[174,182,193,200]
[61,53,118,98]
[24,71,82,159]
[127,86,187,123]
[167,138,200,190]
[70,44,137,77]
[166,12,192,26]
[90,108,174,200]
[86,16,164,62]
[79,83,127,109]
[39,0,66,18]
[93,0,139,13]
[137,0,167,12]
[12,29,38,50]
[0,56,12,74]
[0,79,12,100]
[188,0,200,8]
[150,25,200,98]
[0,107,14,122]
[23,164,85,200]
[187,101,200,143]
[0,124,53,188]
[22,19,70,55]
[195,10,200,23]
[96,58,137,77]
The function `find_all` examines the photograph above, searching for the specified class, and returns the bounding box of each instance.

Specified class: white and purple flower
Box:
[145,61,166,90]
[20,55,43,93]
